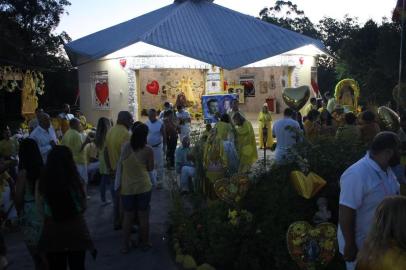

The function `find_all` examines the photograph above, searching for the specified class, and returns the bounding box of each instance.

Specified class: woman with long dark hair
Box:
[116,123,153,253]
[15,138,45,269]
[95,117,113,205]
[38,145,94,270]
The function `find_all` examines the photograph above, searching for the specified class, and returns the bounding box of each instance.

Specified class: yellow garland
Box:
[0,66,45,95]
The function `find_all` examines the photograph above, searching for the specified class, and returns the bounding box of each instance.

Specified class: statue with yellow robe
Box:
[335,79,360,113]
[258,104,274,149]
[233,113,258,173]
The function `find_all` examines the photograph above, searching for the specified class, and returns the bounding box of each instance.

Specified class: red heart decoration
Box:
[119,58,127,68]
[299,57,304,65]
[95,82,109,105]
[146,80,159,95]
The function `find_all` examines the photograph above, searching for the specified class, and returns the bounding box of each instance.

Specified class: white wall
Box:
[78,59,131,125]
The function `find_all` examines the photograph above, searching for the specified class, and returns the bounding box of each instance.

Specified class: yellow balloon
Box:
[282,86,310,111]
[377,106,400,132]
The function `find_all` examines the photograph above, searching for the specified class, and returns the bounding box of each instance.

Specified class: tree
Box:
[0,0,76,125]
[259,1,320,39]
[336,20,401,105]
[0,0,72,69]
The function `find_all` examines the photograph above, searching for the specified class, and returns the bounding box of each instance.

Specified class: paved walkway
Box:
[5,185,178,270]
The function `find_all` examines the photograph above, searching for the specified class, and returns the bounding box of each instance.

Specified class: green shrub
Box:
[170,136,367,270]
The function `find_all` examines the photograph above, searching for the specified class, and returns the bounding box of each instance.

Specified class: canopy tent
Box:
[65,0,325,69]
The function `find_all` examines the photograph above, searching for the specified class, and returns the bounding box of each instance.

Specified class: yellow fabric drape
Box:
[215,122,233,141]
[235,121,258,173]
[258,111,274,148]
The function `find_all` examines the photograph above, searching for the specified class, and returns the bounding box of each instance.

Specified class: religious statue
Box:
[334,79,360,113]
[21,71,38,118]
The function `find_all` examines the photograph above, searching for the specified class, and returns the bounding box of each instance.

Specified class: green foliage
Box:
[0,0,72,69]
[259,0,402,105]
[170,135,367,269]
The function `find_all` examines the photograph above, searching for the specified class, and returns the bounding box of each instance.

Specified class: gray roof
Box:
[65,0,325,69]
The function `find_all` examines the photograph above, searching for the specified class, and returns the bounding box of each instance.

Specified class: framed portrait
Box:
[227,84,244,104]
[201,94,238,124]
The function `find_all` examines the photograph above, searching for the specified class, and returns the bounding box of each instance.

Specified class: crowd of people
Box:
[1,95,406,269]
[0,98,260,269]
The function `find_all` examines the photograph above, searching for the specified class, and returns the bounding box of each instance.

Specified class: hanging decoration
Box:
[287,221,337,270]
[146,80,160,95]
[92,71,110,110]
[119,58,127,68]
[0,66,45,95]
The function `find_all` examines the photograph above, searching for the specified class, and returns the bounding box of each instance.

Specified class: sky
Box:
[57,0,397,40]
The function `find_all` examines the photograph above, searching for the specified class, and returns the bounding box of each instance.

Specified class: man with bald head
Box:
[29,112,58,163]
[105,111,133,229]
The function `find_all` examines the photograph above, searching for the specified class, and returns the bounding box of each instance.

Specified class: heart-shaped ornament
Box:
[213,174,249,204]
[119,58,127,68]
[287,221,337,269]
[282,86,310,111]
[290,171,326,199]
[377,106,400,132]
[95,82,109,105]
[146,80,159,95]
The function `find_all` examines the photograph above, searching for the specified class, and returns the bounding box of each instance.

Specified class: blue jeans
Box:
[100,174,114,202]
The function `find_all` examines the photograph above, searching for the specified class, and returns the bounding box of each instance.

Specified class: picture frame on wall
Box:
[259,81,268,94]
[227,84,244,104]
[91,71,110,110]
[239,75,255,97]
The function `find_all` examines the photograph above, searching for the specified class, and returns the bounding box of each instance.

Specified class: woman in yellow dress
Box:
[233,112,258,173]
[258,104,274,149]
[357,196,406,270]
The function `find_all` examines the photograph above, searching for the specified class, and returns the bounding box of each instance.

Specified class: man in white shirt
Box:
[176,105,191,141]
[272,108,302,164]
[28,107,44,133]
[338,132,400,270]
[146,109,166,188]
[29,113,58,163]
[58,103,74,120]
[159,102,172,119]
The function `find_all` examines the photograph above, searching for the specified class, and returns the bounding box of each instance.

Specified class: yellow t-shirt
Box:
[0,139,19,157]
[61,129,86,165]
[105,124,130,171]
[357,247,406,270]
[121,150,151,195]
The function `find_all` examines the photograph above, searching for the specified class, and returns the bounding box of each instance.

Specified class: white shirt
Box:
[176,110,191,139]
[146,119,163,146]
[29,126,58,163]
[58,112,74,120]
[337,153,400,254]
[272,117,301,149]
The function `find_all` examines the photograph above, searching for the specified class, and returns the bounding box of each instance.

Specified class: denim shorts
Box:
[121,191,152,212]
